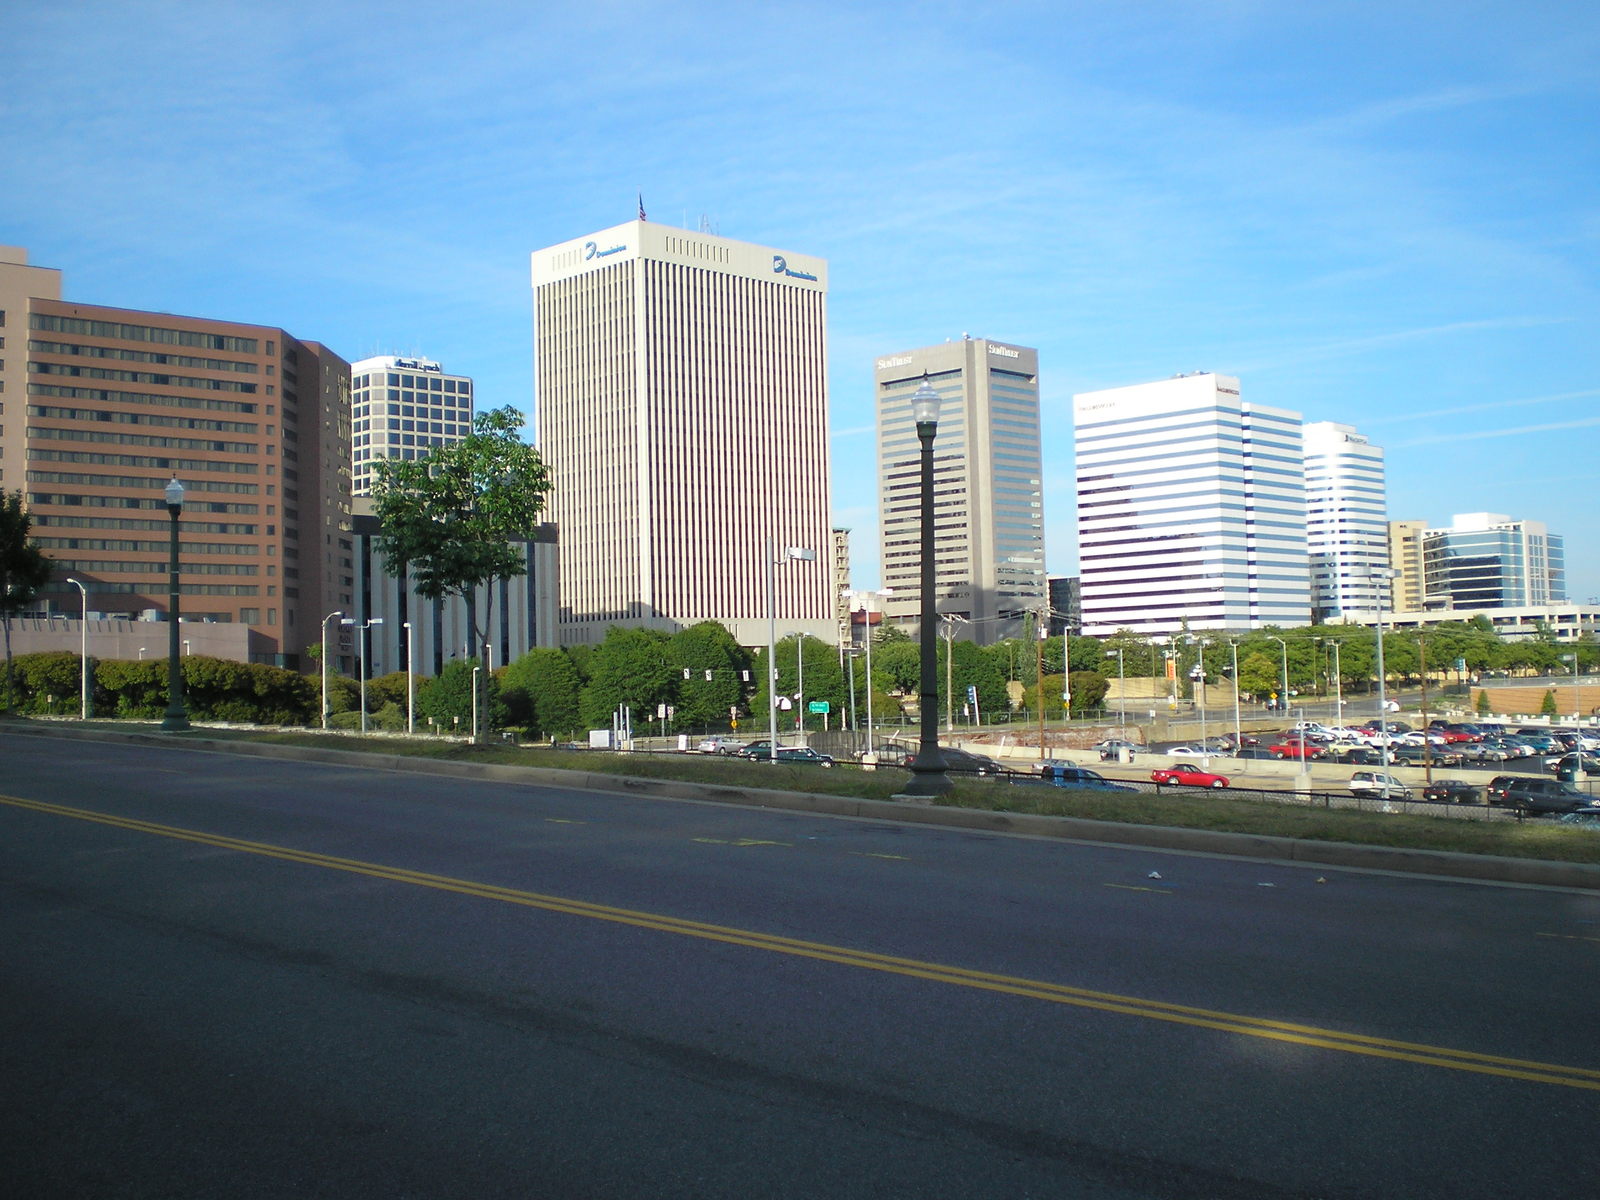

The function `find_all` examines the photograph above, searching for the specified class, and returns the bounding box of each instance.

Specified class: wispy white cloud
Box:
[1364,389,1600,426]
[1394,416,1600,447]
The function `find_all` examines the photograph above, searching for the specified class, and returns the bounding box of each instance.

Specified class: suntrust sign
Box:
[876,355,913,370]
[987,344,1020,358]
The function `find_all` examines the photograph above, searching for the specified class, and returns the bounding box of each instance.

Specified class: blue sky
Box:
[4,1,1596,602]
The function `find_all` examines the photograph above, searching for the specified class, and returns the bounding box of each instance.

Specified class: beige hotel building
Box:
[531,221,833,647]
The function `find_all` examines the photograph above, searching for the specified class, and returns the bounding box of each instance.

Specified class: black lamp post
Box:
[904,375,950,797]
[161,478,190,732]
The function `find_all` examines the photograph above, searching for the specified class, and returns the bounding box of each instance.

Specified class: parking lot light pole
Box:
[1269,635,1288,715]
[160,478,190,732]
[67,577,89,720]
[767,540,816,764]
[1561,653,1579,719]
[320,610,343,730]
[403,620,416,734]
[1371,568,1400,771]
[342,616,382,734]
[1229,639,1242,753]
[1107,647,1126,733]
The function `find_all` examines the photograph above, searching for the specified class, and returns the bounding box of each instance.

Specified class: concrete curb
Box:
[9,721,1600,892]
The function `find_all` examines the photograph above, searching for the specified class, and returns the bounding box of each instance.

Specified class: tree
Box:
[500,648,582,738]
[1476,690,1492,716]
[371,407,549,741]
[0,492,55,714]
[1540,689,1559,717]
[666,622,751,730]
[580,626,675,730]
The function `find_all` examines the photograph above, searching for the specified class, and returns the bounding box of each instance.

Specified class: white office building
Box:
[350,355,475,496]
[1074,373,1310,635]
[874,338,1044,643]
[1303,421,1388,623]
[531,220,833,646]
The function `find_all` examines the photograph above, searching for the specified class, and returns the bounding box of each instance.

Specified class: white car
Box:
[1165,745,1211,759]
[1349,771,1412,800]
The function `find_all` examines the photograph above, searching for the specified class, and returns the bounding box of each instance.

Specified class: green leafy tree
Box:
[418,659,505,734]
[500,647,582,738]
[1476,689,1492,716]
[580,626,675,730]
[666,622,751,730]
[371,406,549,740]
[1,491,55,713]
[1540,689,1559,717]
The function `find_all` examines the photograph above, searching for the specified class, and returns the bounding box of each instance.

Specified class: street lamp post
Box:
[904,375,950,797]
[1106,647,1126,732]
[1331,640,1344,726]
[472,665,481,743]
[161,478,190,732]
[320,610,343,730]
[66,577,89,720]
[1371,568,1400,770]
[342,616,383,734]
[1561,652,1579,719]
[1269,635,1288,715]
[1229,639,1242,752]
[403,620,416,734]
[766,539,815,764]
[1191,640,1208,765]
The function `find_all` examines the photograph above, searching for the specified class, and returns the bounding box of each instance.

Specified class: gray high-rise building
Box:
[874,338,1044,644]
[531,221,833,647]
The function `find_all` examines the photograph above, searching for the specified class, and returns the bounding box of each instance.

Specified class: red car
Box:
[1268,740,1324,760]
[1151,765,1231,789]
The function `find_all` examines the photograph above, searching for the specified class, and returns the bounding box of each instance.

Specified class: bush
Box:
[418,659,505,735]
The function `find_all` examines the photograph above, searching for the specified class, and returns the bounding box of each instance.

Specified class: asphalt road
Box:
[3,731,1599,1199]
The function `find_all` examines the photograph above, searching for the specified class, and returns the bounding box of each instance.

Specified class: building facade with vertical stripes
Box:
[1074,373,1310,636]
[874,338,1045,644]
[531,221,833,647]
[1303,420,1388,623]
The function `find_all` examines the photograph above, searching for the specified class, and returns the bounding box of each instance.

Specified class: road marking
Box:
[1537,932,1600,945]
[544,818,585,824]
[1105,884,1173,895]
[693,837,790,847]
[850,852,910,861]
[6,791,1599,1092]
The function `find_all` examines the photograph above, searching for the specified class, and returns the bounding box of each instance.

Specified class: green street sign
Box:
[807,701,830,714]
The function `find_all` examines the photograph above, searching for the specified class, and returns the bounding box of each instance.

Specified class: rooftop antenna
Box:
[697,213,718,236]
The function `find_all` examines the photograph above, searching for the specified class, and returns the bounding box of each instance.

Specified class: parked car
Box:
[1164,745,1213,759]
[1544,752,1600,777]
[861,743,912,766]
[1422,780,1482,804]
[731,739,774,759]
[772,746,834,767]
[696,735,745,754]
[1556,810,1600,829]
[1465,739,1517,763]
[1094,738,1140,761]
[907,746,1006,776]
[1349,771,1412,801]
[1037,763,1138,792]
[1150,764,1230,788]
[1491,776,1594,816]
[1269,740,1324,760]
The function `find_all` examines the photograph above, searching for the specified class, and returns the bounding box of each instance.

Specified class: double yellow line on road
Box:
[7,791,1599,1091]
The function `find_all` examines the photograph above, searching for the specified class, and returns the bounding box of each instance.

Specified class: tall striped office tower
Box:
[1303,420,1388,623]
[874,338,1045,644]
[531,221,833,646]
[1073,373,1310,635]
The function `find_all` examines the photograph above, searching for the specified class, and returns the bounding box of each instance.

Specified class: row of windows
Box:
[31,362,258,393]
[32,314,260,354]
[29,341,259,373]
[28,405,258,434]
[37,537,263,555]
[46,559,260,576]
[28,493,260,514]
[28,448,260,474]
[26,470,259,494]
[29,383,258,414]
[31,427,258,453]
[354,374,469,393]
[34,514,260,534]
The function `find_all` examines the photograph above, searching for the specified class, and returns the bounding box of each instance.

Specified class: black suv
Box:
[1487,775,1593,816]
